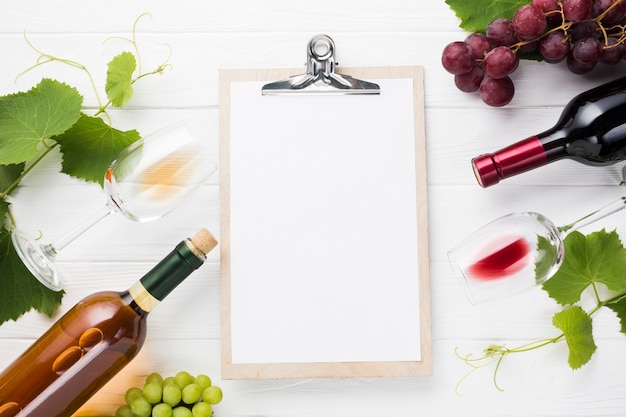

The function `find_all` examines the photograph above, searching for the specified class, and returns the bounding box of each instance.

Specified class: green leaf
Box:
[0,228,64,324]
[105,51,137,108]
[55,114,140,185]
[552,306,597,369]
[0,78,83,165]
[0,163,25,197]
[0,200,9,227]
[606,295,626,334]
[444,0,531,33]
[535,234,558,284]
[542,230,626,305]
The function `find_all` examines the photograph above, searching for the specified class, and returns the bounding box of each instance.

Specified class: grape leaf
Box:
[542,230,626,305]
[606,295,626,334]
[552,306,597,369]
[0,200,9,228]
[0,78,83,165]
[535,234,558,284]
[0,163,25,197]
[444,0,531,33]
[0,227,64,324]
[55,114,140,185]
[105,51,137,108]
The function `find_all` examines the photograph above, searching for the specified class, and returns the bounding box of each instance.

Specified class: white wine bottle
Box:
[0,228,217,417]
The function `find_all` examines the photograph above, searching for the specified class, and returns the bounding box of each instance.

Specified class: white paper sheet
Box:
[228,78,421,364]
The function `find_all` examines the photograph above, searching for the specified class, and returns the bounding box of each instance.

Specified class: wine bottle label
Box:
[129,281,160,312]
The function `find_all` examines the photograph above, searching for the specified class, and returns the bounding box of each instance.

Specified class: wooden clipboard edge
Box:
[219,66,431,379]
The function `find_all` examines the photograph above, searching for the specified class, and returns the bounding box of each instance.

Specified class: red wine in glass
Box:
[448,196,626,304]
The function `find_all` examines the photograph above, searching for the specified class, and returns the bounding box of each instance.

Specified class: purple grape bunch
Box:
[441,0,626,107]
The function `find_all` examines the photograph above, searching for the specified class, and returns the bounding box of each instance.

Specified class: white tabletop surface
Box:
[2,1,626,416]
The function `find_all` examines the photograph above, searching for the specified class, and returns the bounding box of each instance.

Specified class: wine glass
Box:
[448,196,626,304]
[12,121,217,291]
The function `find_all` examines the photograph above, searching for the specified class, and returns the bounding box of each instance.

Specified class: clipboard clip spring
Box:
[261,34,380,95]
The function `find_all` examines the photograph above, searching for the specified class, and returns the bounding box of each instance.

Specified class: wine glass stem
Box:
[558,196,626,236]
[41,204,114,258]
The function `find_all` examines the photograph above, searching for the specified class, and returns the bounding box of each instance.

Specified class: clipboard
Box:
[219,35,431,379]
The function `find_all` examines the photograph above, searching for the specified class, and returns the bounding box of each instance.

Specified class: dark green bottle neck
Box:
[137,239,205,304]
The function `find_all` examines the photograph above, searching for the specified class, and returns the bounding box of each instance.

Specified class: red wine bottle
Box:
[0,228,217,417]
[472,76,626,187]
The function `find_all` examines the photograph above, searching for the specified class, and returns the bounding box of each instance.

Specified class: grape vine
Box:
[0,13,172,324]
[442,0,626,106]
[456,227,626,393]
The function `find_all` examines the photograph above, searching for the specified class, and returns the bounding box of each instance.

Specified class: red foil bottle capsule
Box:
[472,76,626,187]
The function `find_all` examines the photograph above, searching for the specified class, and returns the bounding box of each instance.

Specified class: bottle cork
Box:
[191,228,218,255]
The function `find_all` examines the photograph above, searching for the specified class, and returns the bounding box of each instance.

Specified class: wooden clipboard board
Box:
[219,45,431,379]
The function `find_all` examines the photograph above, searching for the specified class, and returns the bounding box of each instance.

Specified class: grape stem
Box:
[506,0,626,54]
[1,13,172,229]
[456,286,626,394]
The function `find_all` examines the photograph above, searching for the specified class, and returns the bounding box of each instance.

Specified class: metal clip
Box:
[262,34,380,95]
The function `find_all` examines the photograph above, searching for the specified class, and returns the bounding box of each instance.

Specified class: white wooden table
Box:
[2,1,626,416]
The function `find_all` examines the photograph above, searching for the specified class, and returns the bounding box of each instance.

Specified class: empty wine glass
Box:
[12,121,216,291]
[448,196,626,304]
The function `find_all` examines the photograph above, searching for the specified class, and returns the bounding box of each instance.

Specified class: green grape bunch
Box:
[442,0,626,106]
[115,372,223,417]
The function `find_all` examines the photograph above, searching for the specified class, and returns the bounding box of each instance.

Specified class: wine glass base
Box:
[11,230,62,292]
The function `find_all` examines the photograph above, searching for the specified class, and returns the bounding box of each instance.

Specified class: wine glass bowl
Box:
[12,121,216,292]
[104,123,213,222]
[448,212,564,305]
[449,195,626,304]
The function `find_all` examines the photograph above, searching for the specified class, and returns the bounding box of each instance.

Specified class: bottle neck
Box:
[127,239,206,313]
[471,135,549,187]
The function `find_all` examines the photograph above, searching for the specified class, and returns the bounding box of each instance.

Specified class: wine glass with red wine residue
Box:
[448,196,626,304]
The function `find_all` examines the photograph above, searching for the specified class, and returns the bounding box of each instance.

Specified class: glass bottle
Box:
[0,228,217,417]
[472,75,626,187]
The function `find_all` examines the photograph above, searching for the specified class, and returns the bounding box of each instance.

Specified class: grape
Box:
[143,382,163,404]
[531,0,559,14]
[163,383,183,406]
[115,405,135,417]
[174,371,195,389]
[146,372,164,387]
[182,383,202,404]
[569,21,601,44]
[464,33,491,59]
[201,385,223,405]
[479,76,515,107]
[517,40,538,54]
[116,372,223,417]
[441,41,475,74]
[572,38,603,64]
[533,0,562,24]
[441,0,626,106]
[192,402,213,417]
[130,395,152,417]
[125,387,144,405]
[601,37,624,64]
[194,374,212,390]
[486,18,517,46]
[562,0,593,21]
[539,31,570,63]
[483,46,519,79]
[512,5,547,40]
[593,0,626,24]
[566,52,597,74]
[172,406,193,417]
[454,65,484,93]
[152,403,173,417]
